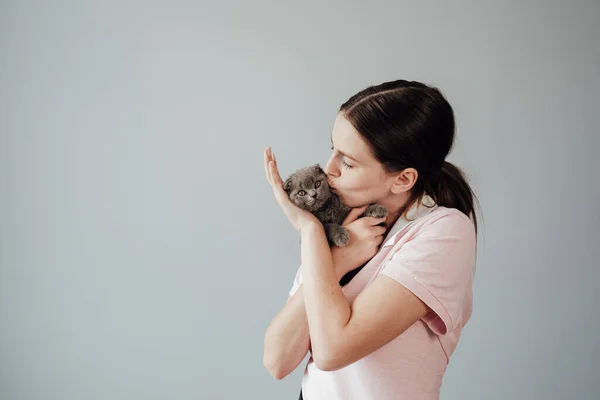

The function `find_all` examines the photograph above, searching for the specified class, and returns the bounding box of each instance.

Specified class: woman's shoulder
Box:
[416,206,476,238]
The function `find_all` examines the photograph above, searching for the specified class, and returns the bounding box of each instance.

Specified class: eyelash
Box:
[331,146,353,169]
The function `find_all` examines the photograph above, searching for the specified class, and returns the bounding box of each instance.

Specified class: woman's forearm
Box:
[263,264,345,380]
[263,283,311,380]
[301,222,352,367]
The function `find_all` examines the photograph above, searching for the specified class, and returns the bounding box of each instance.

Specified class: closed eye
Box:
[341,160,353,169]
[331,146,354,169]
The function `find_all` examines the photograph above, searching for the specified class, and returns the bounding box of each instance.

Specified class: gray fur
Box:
[283,163,388,247]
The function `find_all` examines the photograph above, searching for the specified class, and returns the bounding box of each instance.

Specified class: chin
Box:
[336,194,356,207]
[338,194,371,208]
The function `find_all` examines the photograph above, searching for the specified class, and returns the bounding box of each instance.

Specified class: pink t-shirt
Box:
[289,200,477,400]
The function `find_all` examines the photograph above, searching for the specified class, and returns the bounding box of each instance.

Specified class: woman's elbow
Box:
[313,355,338,372]
[263,353,289,380]
[312,348,345,372]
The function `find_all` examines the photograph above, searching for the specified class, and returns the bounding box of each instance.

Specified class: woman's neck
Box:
[377,192,412,234]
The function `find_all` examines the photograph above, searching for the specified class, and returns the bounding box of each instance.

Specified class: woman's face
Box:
[324,114,400,208]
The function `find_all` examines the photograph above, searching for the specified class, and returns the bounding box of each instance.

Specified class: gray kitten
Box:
[283,164,388,247]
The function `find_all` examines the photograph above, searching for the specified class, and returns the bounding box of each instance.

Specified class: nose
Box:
[309,191,317,199]
[324,156,339,178]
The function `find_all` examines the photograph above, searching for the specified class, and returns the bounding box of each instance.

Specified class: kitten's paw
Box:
[362,204,388,219]
[332,227,350,247]
[325,223,350,247]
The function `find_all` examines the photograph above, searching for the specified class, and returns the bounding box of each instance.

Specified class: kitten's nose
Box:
[309,191,317,198]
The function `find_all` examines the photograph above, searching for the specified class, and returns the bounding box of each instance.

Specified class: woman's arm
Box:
[262,284,310,380]
[262,208,383,380]
[262,208,388,378]
[300,222,352,368]
[300,221,429,372]
[262,147,403,375]
[263,271,344,380]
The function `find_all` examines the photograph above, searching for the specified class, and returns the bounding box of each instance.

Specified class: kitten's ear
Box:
[311,164,324,174]
[283,177,293,193]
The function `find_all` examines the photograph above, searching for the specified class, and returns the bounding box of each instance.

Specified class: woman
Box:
[263,80,479,400]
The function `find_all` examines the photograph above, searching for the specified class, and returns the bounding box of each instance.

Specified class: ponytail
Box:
[427,161,479,235]
[338,79,480,235]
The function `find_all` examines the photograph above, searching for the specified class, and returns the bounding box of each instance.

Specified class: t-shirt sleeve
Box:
[379,210,477,335]
[288,265,303,297]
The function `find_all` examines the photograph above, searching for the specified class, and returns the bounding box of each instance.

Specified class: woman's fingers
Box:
[364,216,387,227]
[268,159,284,187]
[342,205,369,226]
[264,147,273,185]
[264,147,281,188]
[264,148,292,216]
[366,224,386,238]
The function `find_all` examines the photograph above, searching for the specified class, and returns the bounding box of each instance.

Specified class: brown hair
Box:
[339,80,480,234]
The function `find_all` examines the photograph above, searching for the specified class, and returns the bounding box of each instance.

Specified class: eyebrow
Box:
[330,136,360,163]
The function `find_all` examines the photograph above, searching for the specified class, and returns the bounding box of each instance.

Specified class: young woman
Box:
[263,80,479,399]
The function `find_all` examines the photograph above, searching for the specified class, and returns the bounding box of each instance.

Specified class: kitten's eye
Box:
[315,180,321,188]
[297,190,306,196]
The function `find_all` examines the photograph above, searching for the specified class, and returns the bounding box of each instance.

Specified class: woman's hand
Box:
[331,206,387,278]
[264,147,320,232]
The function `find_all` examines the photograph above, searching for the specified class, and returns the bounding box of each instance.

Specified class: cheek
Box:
[338,170,372,191]
[292,195,306,207]
[335,171,382,206]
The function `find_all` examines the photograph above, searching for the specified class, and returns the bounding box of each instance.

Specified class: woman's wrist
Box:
[331,247,349,281]
[299,218,323,234]
[299,221,345,281]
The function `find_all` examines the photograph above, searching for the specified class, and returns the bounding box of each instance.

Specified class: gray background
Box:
[1,0,599,399]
